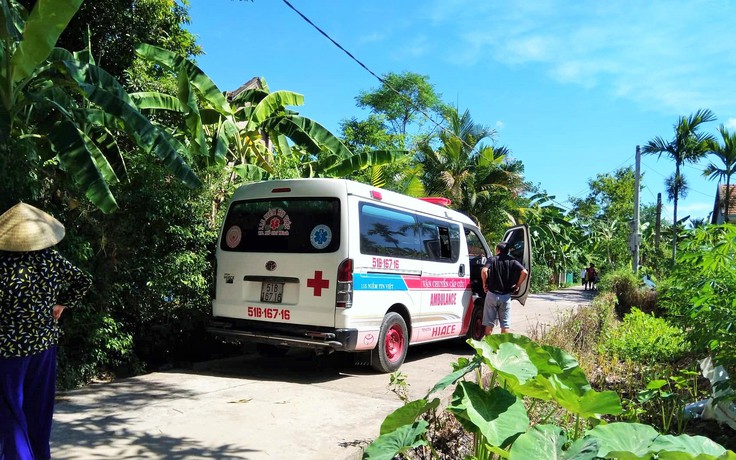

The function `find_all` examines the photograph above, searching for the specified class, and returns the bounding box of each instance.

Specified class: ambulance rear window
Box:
[221,198,340,253]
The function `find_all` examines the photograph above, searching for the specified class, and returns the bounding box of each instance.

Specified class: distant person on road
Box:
[480,242,528,335]
[0,203,92,460]
[581,267,587,288]
[585,263,598,291]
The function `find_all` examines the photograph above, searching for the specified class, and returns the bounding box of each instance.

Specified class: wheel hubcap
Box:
[385,325,404,361]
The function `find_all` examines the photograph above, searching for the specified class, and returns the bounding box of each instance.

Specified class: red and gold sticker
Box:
[225,225,242,248]
[258,208,291,236]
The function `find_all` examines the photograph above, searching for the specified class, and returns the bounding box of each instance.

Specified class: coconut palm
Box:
[704,125,736,222]
[419,107,496,203]
[642,109,716,260]
[418,107,527,236]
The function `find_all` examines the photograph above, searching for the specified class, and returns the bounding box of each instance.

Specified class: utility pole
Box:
[631,145,641,273]
[655,193,661,248]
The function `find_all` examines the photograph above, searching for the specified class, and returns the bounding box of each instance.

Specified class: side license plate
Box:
[261,282,284,303]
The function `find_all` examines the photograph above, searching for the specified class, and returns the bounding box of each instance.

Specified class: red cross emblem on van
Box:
[307,271,330,296]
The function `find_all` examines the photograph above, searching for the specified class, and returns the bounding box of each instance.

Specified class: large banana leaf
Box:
[130,92,186,112]
[323,149,405,177]
[263,115,353,158]
[11,0,83,82]
[135,43,232,116]
[49,120,118,213]
[0,0,23,43]
[177,72,208,159]
[57,58,201,188]
[251,90,304,124]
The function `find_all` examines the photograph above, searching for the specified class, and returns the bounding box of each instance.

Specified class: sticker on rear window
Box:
[310,224,332,249]
[258,208,291,236]
[225,225,242,248]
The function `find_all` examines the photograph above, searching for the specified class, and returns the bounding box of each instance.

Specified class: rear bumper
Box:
[208,317,359,351]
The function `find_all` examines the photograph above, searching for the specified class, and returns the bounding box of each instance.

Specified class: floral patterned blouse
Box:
[0,248,91,358]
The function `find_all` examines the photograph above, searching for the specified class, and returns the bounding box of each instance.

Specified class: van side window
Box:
[417,216,460,263]
[359,203,422,259]
[465,230,487,258]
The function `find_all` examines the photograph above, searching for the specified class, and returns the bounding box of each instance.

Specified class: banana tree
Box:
[0,0,201,213]
[134,44,404,184]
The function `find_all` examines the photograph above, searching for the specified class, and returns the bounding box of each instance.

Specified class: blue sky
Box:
[187,0,736,223]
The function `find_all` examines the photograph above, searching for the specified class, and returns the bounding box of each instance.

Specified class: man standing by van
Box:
[481,242,528,335]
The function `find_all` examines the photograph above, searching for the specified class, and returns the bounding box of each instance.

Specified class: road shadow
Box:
[188,337,476,381]
[52,379,257,459]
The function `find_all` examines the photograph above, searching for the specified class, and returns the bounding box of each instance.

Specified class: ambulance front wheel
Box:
[371,312,408,373]
[467,302,486,341]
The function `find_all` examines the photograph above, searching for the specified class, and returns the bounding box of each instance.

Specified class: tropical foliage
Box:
[642,109,716,260]
[658,224,736,374]
[364,334,733,460]
[0,0,200,213]
[704,125,736,219]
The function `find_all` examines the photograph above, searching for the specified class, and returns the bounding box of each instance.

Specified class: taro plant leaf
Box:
[362,420,429,460]
[448,382,529,447]
[11,0,83,82]
[425,354,481,398]
[563,386,623,419]
[508,424,599,460]
[379,398,440,435]
[471,335,622,418]
[587,422,659,459]
[652,433,734,459]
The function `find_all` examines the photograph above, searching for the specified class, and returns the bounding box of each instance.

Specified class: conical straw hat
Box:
[0,203,65,252]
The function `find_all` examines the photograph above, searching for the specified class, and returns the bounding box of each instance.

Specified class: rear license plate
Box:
[261,282,284,303]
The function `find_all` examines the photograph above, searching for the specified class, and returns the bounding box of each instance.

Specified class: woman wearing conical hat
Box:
[0,203,91,460]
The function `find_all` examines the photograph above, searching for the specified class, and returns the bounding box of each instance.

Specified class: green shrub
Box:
[599,268,658,317]
[659,224,736,378]
[601,308,687,363]
[530,264,554,293]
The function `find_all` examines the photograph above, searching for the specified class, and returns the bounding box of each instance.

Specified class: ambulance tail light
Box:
[336,258,353,309]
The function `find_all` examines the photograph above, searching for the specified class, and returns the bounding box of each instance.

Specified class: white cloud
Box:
[725,119,736,131]
[426,0,736,115]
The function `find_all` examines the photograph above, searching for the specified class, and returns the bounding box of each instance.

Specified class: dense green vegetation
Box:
[2,0,736,454]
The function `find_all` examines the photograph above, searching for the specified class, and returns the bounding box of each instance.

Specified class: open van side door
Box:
[503,224,532,305]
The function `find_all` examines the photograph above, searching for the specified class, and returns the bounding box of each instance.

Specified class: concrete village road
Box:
[51,285,596,460]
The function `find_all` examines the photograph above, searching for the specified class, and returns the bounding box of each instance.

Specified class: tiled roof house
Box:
[710,184,736,224]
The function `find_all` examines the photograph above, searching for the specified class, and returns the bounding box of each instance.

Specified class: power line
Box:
[281,0,463,149]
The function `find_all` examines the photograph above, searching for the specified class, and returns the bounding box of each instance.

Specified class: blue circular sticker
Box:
[310,225,332,249]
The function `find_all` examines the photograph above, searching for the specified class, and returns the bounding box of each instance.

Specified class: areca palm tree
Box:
[704,125,736,222]
[419,108,519,221]
[419,107,496,203]
[642,109,716,260]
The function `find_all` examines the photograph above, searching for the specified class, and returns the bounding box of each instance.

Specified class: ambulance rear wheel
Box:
[371,312,408,373]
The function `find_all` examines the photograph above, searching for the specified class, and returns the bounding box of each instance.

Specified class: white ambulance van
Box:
[209,178,531,372]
